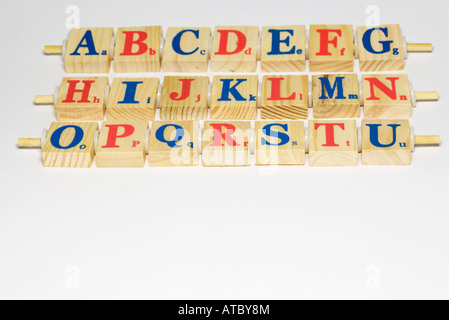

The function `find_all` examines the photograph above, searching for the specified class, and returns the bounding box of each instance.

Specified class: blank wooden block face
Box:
[160,76,209,121]
[261,26,306,72]
[362,74,412,119]
[211,26,259,72]
[309,120,359,167]
[96,122,148,168]
[210,75,258,120]
[309,25,354,72]
[162,27,211,72]
[42,122,98,168]
[261,75,308,120]
[64,28,114,73]
[357,24,404,72]
[362,119,411,165]
[312,74,360,119]
[255,121,306,166]
[202,121,251,167]
[149,121,199,167]
[106,78,159,121]
[114,26,162,73]
[56,77,108,121]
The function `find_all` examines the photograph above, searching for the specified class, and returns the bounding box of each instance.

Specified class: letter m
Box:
[319,76,346,100]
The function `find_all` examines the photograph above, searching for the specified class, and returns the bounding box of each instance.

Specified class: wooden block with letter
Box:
[309,120,359,167]
[261,75,309,120]
[148,121,199,167]
[357,24,404,71]
[362,119,411,165]
[255,121,306,165]
[162,27,211,72]
[106,78,159,121]
[42,122,98,168]
[210,75,258,120]
[211,26,259,72]
[362,74,412,119]
[312,74,360,119]
[96,121,148,168]
[261,25,306,72]
[160,76,209,120]
[309,25,354,72]
[202,121,251,167]
[56,77,108,121]
[114,26,162,72]
[64,27,114,73]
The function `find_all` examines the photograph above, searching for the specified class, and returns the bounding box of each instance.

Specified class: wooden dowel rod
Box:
[18,138,42,149]
[415,135,440,146]
[34,95,54,105]
[44,45,63,55]
[407,43,433,52]
[415,91,439,101]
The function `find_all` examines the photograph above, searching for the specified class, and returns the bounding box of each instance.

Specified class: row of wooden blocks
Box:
[18,120,440,168]
[45,25,432,73]
[35,75,438,121]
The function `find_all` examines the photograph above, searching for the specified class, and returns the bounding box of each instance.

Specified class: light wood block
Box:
[312,74,360,119]
[114,26,162,73]
[261,25,306,72]
[210,75,258,120]
[96,122,148,168]
[56,77,108,121]
[202,121,251,167]
[362,119,411,165]
[261,75,308,120]
[149,121,199,167]
[106,78,159,121]
[362,74,412,119]
[309,120,359,167]
[309,25,354,72]
[162,27,211,72]
[357,24,405,71]
[64,28,114,73]
[211,26,259,72]
[160,76,209,120]
[42,122,98,168]
[255,121,306,166]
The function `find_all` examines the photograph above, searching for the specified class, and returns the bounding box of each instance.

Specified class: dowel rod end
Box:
[44,45,63,55]
[415,91,439,101]
[18,138,42,149]
[34,95,55,105]
[407,43,433,53]
[415,135,440,146]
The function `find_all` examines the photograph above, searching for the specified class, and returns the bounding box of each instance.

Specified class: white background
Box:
[0,0,448,300]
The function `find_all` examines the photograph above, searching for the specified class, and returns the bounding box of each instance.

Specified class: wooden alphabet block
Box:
[357,24,405,71]
[362,74,412,119]
[162,27,211,72]
[148,121,199,167]
[261,75,309,120]
[202,121,251,167]
[56,77,108,121]
[211,26,259,72]
[114,26,162,73]
[42,122,98,168]
[309,120,359,167]
[64,28,114,73]
[210,75,258,120]
[361,119,411,165]
[160,76,209,121]
[312,74,360,119]
[261,25,306,72]
[106,78,159,121]
[309,25,354,72]
[255,121,306,166]
[96,122,148,168]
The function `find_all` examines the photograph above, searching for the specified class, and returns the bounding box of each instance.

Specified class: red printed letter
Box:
[364,77,399,101]
[316,29,342,56]
[267,78,295,101]
[215,30,247,55]
[209,123,240,147]
[62,80,95,103]
[120,31,148,56]
[169,79,195,101]
[314,123,345,147]
[102,124,135,149]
